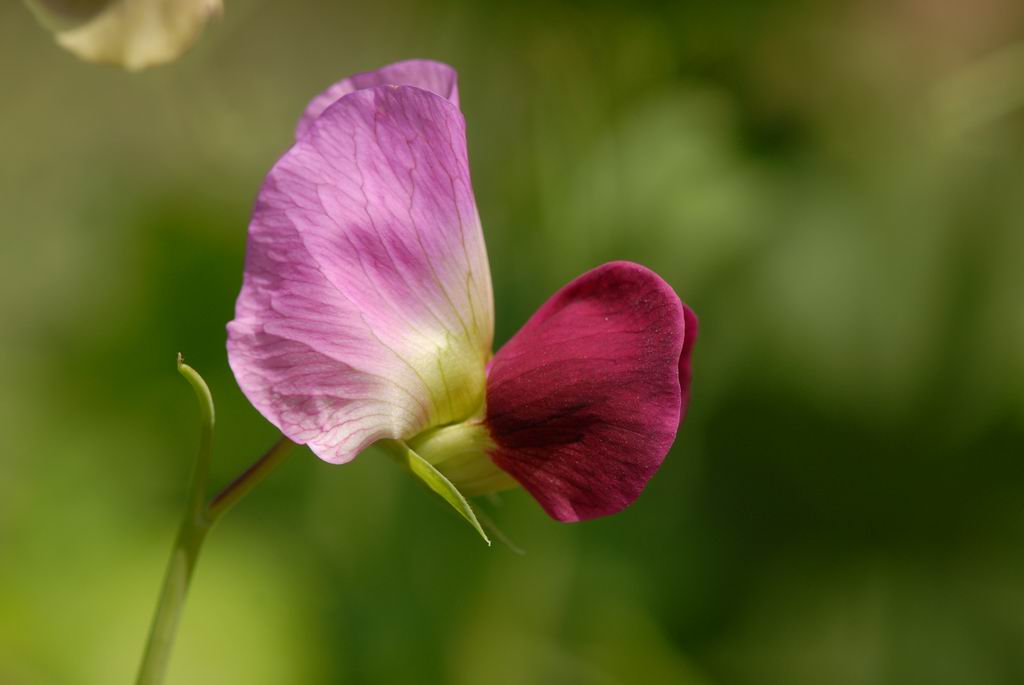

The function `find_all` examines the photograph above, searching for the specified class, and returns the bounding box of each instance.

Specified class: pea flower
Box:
[26,0,221,70]
[226,60,697,537]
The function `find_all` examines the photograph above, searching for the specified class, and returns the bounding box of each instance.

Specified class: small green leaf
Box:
[381,440,491,545]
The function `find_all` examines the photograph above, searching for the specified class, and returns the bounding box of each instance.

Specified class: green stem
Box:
[135,358,295,685]
[207,436,295,521]
[134,512,208,685]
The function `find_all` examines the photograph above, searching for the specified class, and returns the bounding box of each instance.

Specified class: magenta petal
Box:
[228,83,493,464]
[295,59,459,140]
[485,262,696,522]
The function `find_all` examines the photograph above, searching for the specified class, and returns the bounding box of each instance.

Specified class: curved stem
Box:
[135,358,295,685]
[176,355,215,523]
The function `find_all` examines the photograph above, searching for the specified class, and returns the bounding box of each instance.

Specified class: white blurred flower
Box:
[28,0,222,70]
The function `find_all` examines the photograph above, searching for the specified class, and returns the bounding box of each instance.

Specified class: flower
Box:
[26,0,221,70]
[227,60,696,533]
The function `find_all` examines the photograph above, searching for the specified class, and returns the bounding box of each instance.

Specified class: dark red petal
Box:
[485,261,696,522]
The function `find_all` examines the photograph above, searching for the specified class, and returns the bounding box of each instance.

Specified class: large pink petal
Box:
[228,84,493,464]
[295,59,459,140]
[485,262,696,522]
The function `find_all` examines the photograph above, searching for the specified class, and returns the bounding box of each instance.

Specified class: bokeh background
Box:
[3,1,1024,683]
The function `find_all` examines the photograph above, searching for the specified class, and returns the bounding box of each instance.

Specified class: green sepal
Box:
[380,439,491,546]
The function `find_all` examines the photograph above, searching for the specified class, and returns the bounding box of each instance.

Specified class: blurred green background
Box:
[3,1,1024,683]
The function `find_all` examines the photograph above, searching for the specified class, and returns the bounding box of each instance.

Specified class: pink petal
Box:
[228,83,493,464]
[485,262,696,522]
[295,59,459,140]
